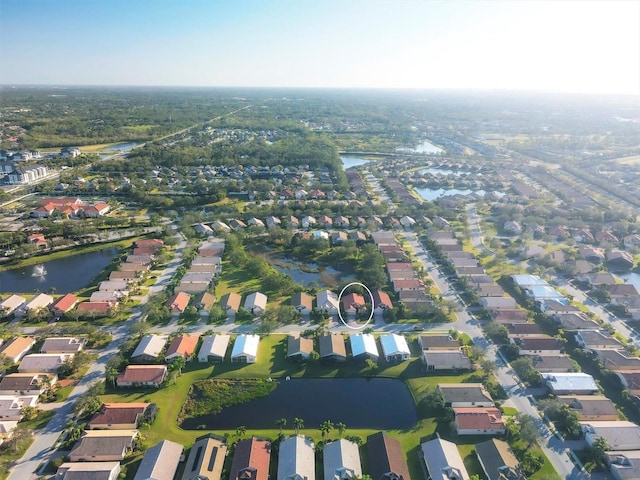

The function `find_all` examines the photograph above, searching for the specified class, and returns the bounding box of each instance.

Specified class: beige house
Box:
[182,434,227,480]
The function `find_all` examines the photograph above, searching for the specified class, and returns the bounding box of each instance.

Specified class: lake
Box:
[0,247,120,294]
[397,140,443,154]
[618,272,640,292]
[273,262,355,288]
[415,187,486,201]
[180,378,417,430]
[341,156,370,169]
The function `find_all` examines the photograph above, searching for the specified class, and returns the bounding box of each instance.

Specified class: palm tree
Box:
[293,417,304,435]
[336,422,346,438]
[320,420,334,442]
[276,418,287,435]
[235,425,247,442]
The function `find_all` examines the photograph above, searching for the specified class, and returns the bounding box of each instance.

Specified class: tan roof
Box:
[182,434,227,480]
[0,337,35,362]
[220,292,242,311]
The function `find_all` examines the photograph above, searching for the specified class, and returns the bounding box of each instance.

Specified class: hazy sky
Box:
[1,0,639,95]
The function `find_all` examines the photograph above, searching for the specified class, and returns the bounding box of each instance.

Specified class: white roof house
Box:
[323,439,362,480]
[57,462,121,480]
[131,335,167,362]
[99,280,129,292]
[544,373,599,395]
[198,335,230,363]
[18,353,74,373]
[581,421,640,451]
[420,437,469,480]
[278,435,315,480]
[316,290,339,314]
[1,295,26,317]
[379,334,411,362]
[511,275,549,288]
[24,293,53,311]
[244,292,267,314]
[231,335,260,363]
[89,291,121,303]
[0,395,39,420]
[349,334,379,361]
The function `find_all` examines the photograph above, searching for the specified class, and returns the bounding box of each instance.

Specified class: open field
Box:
[616,154,640,165]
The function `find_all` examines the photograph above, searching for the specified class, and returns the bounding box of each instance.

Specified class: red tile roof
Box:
[454,407,505,431]
[229,437,271,480]
[76,302,111,315]
[343,293,365,311]
[165,292,190,313]
[165,334,199,359]
[116,365,166,385]
[52,294,79,313]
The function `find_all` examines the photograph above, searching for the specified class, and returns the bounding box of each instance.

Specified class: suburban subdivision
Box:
[0,87,639,480]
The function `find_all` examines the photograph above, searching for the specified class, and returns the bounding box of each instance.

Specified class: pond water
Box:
[618,272,640,291]
[397,140,443,154]
[0,247,119,294]
[180,378,417,430]
[273,262,355,288]
[105,142,139,151]
[341,156,371,169]
[415,187,486,201]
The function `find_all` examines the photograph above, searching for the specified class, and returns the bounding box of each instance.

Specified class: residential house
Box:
[287,336,314,361]
[166,292,191,317]
[55,462,121,480]
[244,292,267,315]
[69,430,138,462]
[266,216,282,229]
[558,395,618,421]
[581,421,640,451]
[422,350,472,371]
[116,365,167,387]
[319,334,347,363]
[366,431,411,480]
[544,373,599,395]
[379,334,410,362]
[606,450,640,480]
[278,436,315,480]
[0,337,35,363]
[474,439,525,480]
[593,349,640,371]
[1,295,26,317]
[479,297,517,310]
[181,434,227,480]
[133,439,184,480]
[18,353,73,373]
[88,403,153,430]
[165,334,200,362]
[229,437,271,480]
[0,373,56,396]
[198,335,230,363]
[516,336,564,356]
[316,290,339,316]
[506,323,544,337]
[554,312,599,331]
[50,294,79,317]
[419,335,459,351]
[0,395,39,420]
[420,437,469,480]
[607,251,634,271]
[76,302,112,317]
[575,330,625,351]
[532,354,576,373]
[291,292,313,316]
[89,291,121,303]
[614,371,640,397]
[231,335,260,363]
[99,280,129,293]
[131,335,167,363]
[453,408,505,435]
[220,292,242,320]
[194,292,216,316]
[372,291,392,315]
[323,439,362,480]
[40,337,86,354]
[24,293,54,312]
[350,334,379,361]
[438,384,494,408]
[342,293,365,320]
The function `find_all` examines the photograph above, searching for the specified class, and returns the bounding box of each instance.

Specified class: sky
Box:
[1,0,639,95]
